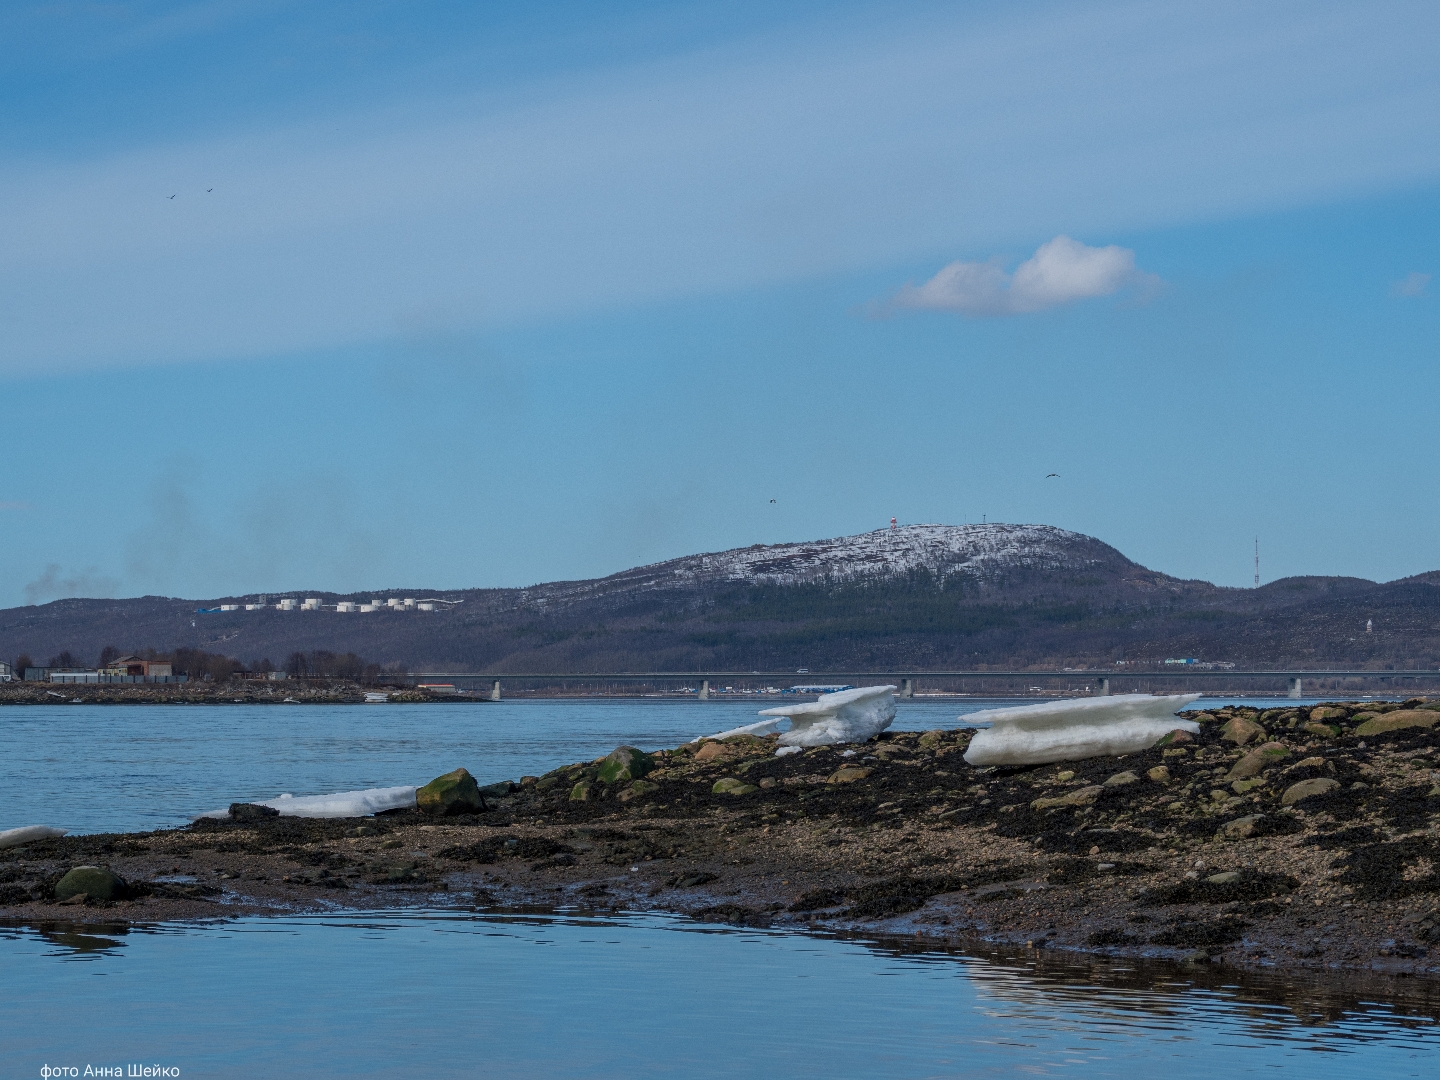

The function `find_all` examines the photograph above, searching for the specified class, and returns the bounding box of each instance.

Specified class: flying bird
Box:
[207,188,213,192]
[769,499,776,503]
[1045,473,1060,478]
[168,194,176,199]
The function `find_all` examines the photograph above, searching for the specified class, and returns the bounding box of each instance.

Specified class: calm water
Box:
[3,909,1438,1079]
[0,696,1362,836]
[5,696,1432,1078]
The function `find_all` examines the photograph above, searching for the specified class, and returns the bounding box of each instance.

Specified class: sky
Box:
[2,0,1438,607]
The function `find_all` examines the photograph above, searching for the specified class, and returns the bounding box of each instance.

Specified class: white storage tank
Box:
[278,599,297,611]
[302,598,321,611]
[336,602,356,613]
[417,602,435,611]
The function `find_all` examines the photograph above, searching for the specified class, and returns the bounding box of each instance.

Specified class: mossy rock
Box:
[570,782,592,802]
[597,746,656,784]
[1353,710,1439,737]
[712,778,758,795]
[416,768,485,815]
[55,866,125,903]
[917,730,946,749]
[617,780,659,804]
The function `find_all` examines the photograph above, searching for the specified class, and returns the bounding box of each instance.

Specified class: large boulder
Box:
[415,768,485,815]
[54,866,126,903]
[597,746,655,783]
[1280,777,1340,806]
[1221,716,1266,745]
[1226,742,1289,780]
[1353,710,1439,737]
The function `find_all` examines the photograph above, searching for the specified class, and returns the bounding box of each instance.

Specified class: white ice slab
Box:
[962,694,1201,766]
[197,785,418,820]
[0,825,67,849]
[758,685,897,747]
[690,718,787,742]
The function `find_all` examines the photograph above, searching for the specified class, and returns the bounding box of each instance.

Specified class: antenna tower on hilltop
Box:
[1254,537,1260,588]
[890,517,897,530]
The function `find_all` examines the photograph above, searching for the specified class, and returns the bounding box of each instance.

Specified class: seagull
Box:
[168,194,176,199]
[1045,473,1060,478]
[207,188,213,192]
[769,499,776,503]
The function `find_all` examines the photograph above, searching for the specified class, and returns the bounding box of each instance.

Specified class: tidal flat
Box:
[4,700,1438,979]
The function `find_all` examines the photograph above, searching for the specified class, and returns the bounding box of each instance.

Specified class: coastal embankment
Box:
[2,700,1438,977]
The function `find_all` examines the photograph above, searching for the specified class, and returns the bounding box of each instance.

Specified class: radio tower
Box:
[1254,537,1260,588]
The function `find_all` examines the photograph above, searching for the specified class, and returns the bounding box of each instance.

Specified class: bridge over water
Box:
[379,669,1440,700]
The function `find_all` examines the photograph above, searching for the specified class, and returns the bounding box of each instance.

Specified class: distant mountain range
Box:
[5,523,1439,672]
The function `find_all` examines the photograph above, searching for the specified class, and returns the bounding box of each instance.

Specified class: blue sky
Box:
[2,0,1438,606]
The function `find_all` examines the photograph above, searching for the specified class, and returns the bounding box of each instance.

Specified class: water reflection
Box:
[3,907,1436,1073]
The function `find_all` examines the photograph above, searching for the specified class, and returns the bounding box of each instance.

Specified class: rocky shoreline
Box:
[3,700,1438,979]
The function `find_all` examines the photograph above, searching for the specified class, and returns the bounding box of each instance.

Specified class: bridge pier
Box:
[900,678,914,699]
[489,679,501,702]
[1288,677,1302,700]
[1096,677,1110,696]
[699,679,710,701]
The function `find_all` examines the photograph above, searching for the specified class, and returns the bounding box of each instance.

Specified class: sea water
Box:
[0,697,1357,835]
[4,698,1432,1077]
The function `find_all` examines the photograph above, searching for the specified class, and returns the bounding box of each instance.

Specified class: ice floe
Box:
[691,686,898,750]
[961,694,1201,766]
[0,825,67,849]
[197,785,418,820]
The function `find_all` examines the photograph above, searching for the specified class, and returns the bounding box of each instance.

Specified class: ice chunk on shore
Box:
[690,718,787,742]
[0,825,67,849]
[759,685,897,748]
[962,694,1201,766]
[197,785,418,820]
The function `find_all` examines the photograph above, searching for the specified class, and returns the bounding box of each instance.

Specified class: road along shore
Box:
[3,701,1438,977]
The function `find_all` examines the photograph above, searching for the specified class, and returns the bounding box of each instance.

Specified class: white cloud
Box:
[1393,271,1431,297]
[887,236,1153,317]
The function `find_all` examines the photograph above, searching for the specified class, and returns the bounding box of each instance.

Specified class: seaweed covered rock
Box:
[54,865,126,903]
[597,746,656,784]
[416,768,485,815]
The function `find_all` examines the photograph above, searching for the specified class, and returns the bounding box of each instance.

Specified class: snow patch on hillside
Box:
[646,524,1113,587]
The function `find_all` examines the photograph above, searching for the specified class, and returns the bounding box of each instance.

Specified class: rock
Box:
[1231,778,1265,794]
[1147,766,1171,783]
[569,782,592,802]
[1206,871,1242,884]
[694,741,731,763]
[1209,789,1233,803]
[597,746,656,784]
[415,768,485,815]
[1104,771,1140,787]
[758,777,777,789]
[54,866,125,903]
[712,778,758,795]
[1031,784,1104,811]
[1294,756,1326,768]
[228,803,280,822]
[617,780,658,803]
[1280,777,1340,805]
[1309,706,1345,721]
[1220,814,1265,838]
[1221,716,1266,745]
[1056,770,1075,782]
[1353,710,1439,736]
[520,776,539,786]
[1226,742,1289,780]
[1154,729,1194,746]
[1302,723,1339,738]
[918,730,946,749]
[826,766,873,784]
[478,781,515,799]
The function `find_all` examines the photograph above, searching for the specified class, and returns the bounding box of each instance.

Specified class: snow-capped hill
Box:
[612,524,1132,590]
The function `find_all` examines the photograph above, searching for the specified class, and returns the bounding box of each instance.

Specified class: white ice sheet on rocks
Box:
[689,718,787,742]
[0,825,67,849]
[759,685,897,748]
[196,785,418,820]
[962,694,1201,766]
